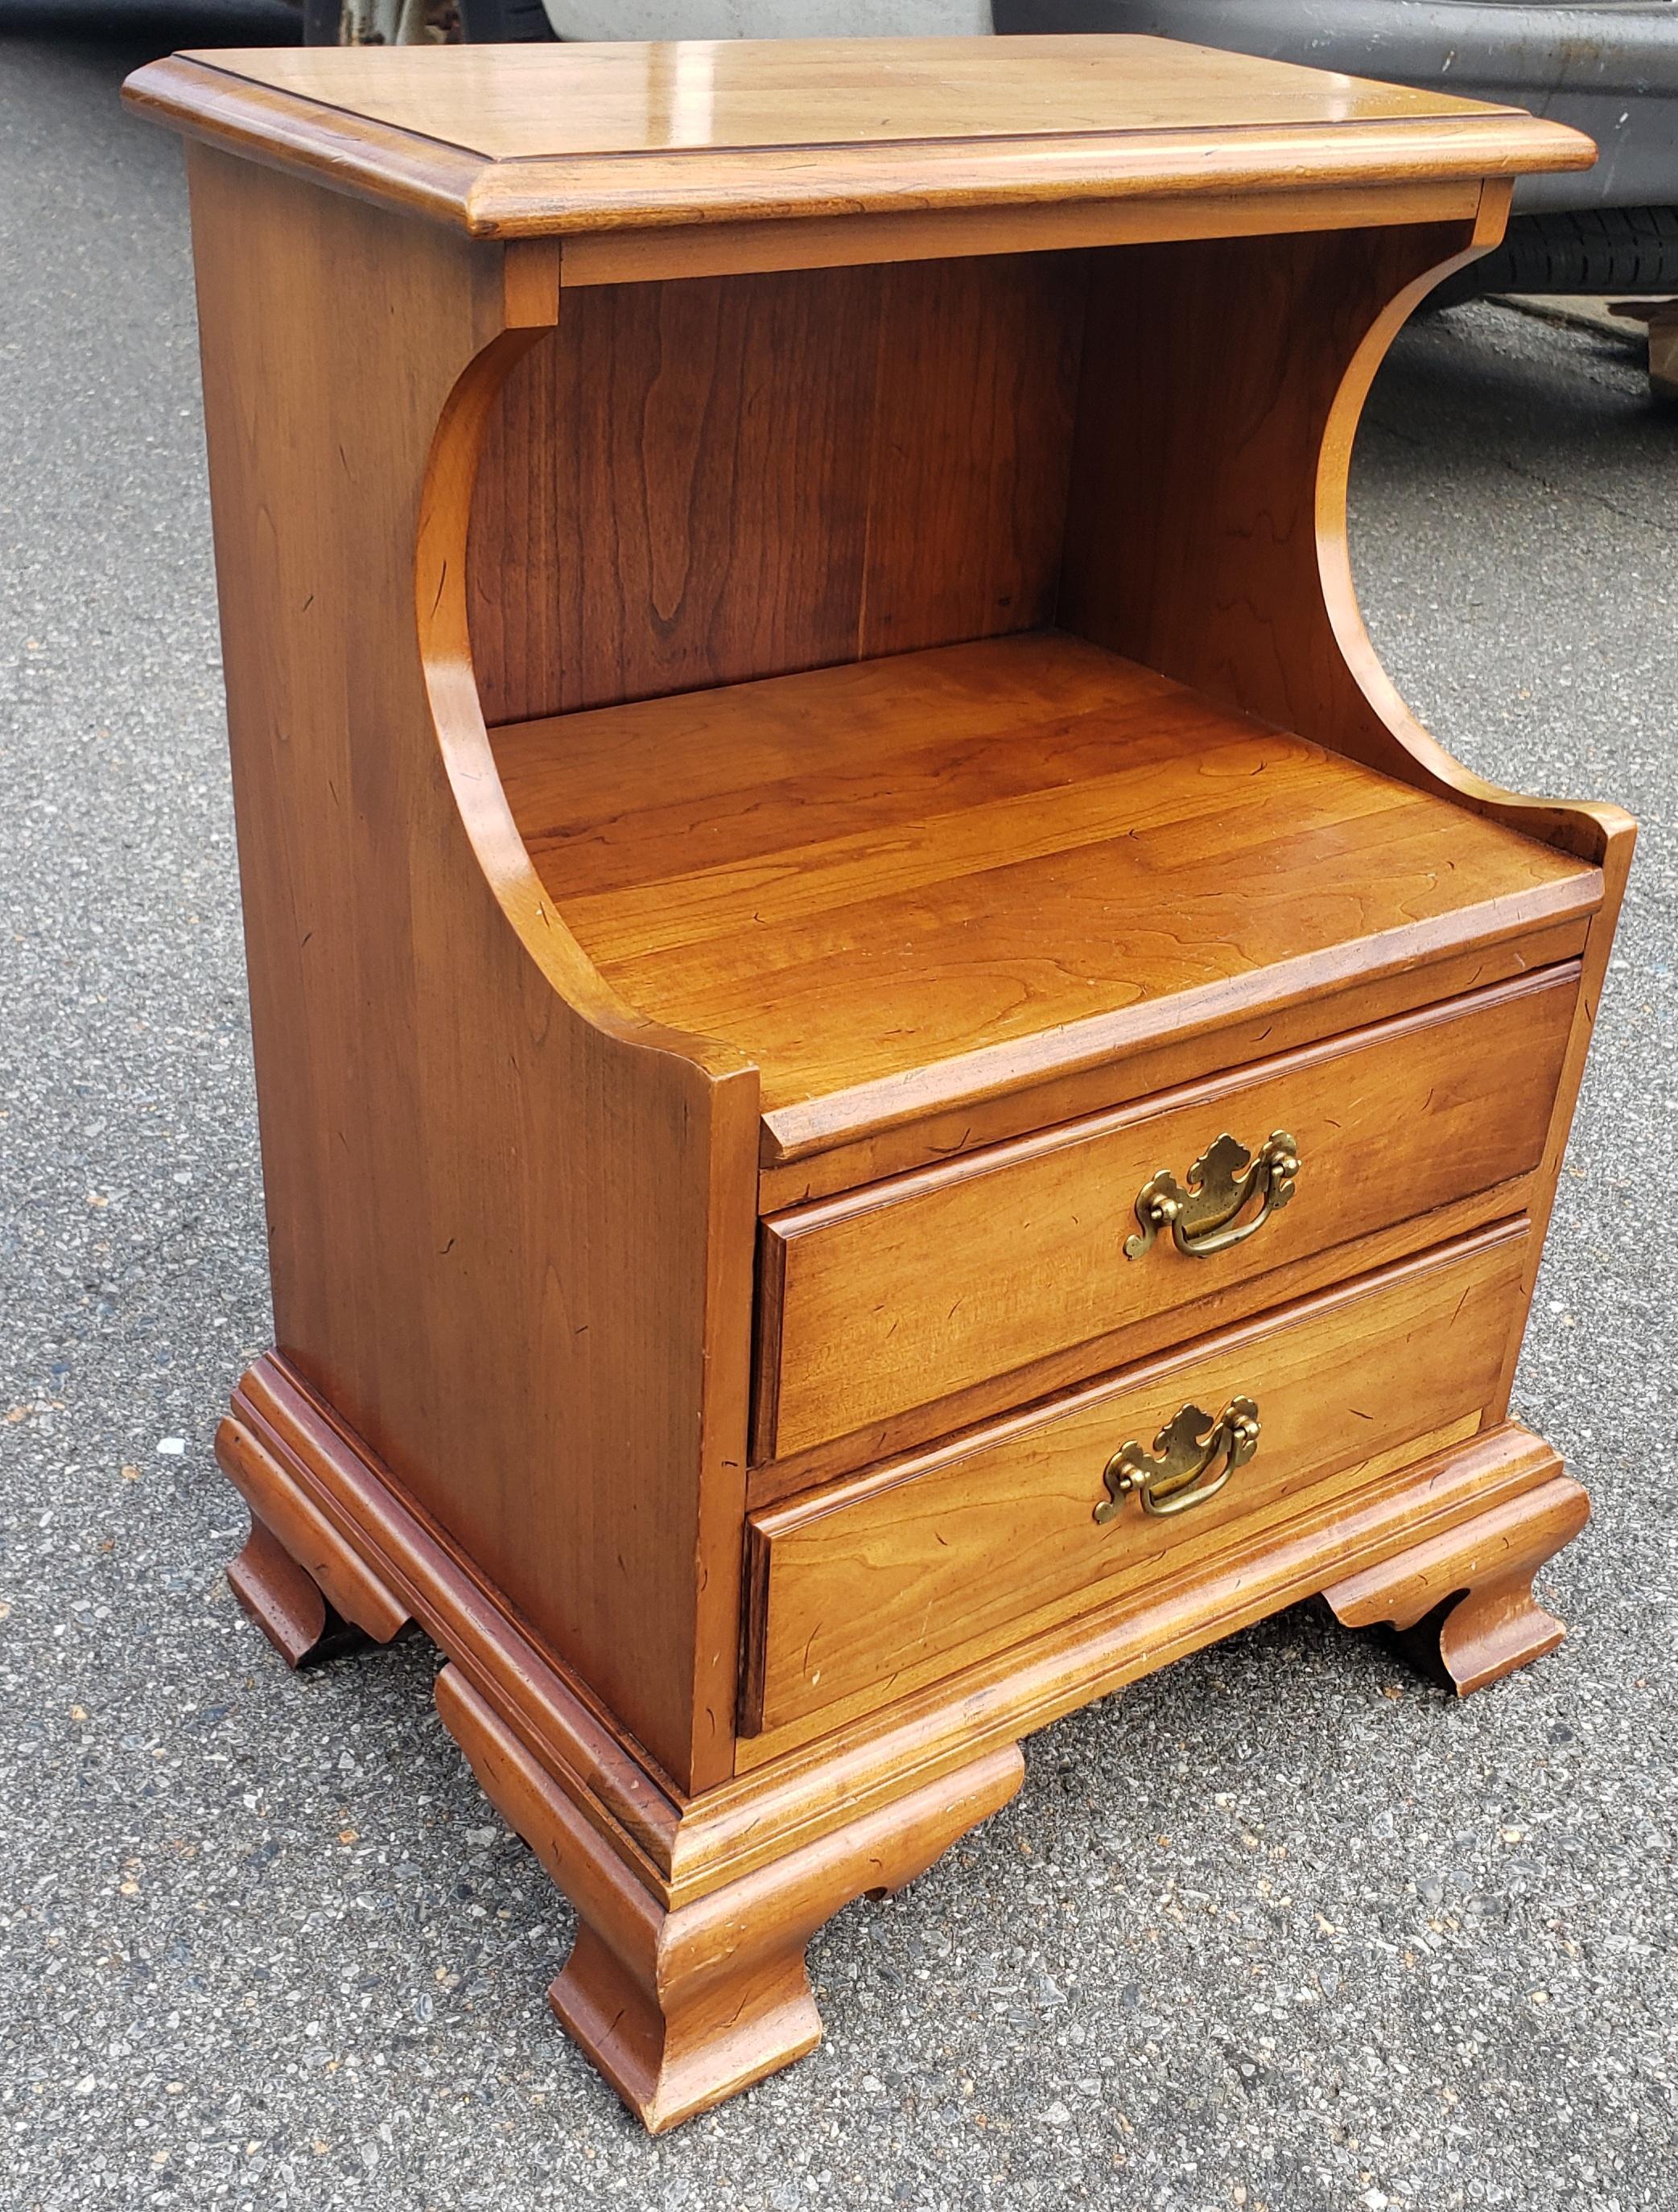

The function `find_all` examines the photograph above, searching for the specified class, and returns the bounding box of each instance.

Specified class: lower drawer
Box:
[741,1224,1528,1736]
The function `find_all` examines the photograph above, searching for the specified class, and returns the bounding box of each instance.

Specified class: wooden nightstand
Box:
[126,35,1631,2132]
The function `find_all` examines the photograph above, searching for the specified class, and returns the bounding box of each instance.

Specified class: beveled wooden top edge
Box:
[123,43,1593,239]
[757,871,1603,1170]
[124,59,489,232]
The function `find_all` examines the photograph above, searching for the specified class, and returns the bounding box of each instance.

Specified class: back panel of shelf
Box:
[468,250,1087,727]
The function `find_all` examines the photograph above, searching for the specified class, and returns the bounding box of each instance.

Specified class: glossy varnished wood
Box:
[470,262,1082,725]
[183,149,757,1794]
[130,33,1625,2132]
[495,632,1598,1149]
[744,1226,1527,1733]
[144,37,1570,160]
[554,179,1490,289]
[753,966,1574,1461]
[123,38,1592,243]
[754,920,1591,1207]
[438,1664,1023,2132]
[1055,209,1635,1402]
[1324,1476,1589,1695]
[226,1514,377,1668]
[1060,218,1632,869]
[220,1345,1581,2092]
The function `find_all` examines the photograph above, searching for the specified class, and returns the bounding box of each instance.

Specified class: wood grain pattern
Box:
[744,1225,1527,1733]
[472,263,874,723]
[219,1336,1577,2022]
[700,1432,1573,1842]
[1060,219,1630,870]
[219,1355,692,1881]
[751,1173,1548,1504]
[223,1333,1578,1840]
[732,1419,1570,1772]
[122,40,1593,241]
[756,966,1574,1461]
[186,149,758,1794]
[554,179,1487,288]
[755,921,1590,1206]
[1058,211,1635,1437]
[157,38,1563,161]
[225,1515,377,1668]
[222,1322,1595,2127]
[494,632,1598,1143]
[469,259,1082,723]
[134,39,1627,2132]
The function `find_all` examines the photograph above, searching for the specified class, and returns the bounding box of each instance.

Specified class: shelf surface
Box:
[123,36,1593,239]
[493,632,1598,1152]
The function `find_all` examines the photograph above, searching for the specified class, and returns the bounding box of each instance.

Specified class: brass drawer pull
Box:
[1124,1131,1300,1261]
[1094,1396,1260,1523]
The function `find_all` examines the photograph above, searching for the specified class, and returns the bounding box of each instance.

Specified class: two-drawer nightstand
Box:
[126,34,1631,2131]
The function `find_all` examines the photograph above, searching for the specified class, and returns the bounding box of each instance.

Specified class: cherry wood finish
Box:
[1324,1475,1590,1695]
[220,1350,1586,2048]
[494,632,1598,1145]
[438,1664,1025,2132]
[754,918,1592,1208]
[134,37,1575,163]
[129,35,1626,2132]
[179,149,757,1795]
[735,1429,1588,1773]
[227,1515,373,1668]
[124,37,1591,244]
[552,179,1492,291]
[471,265,1083,724]
[754,967,1574,1460]
[744,1226,1526,1733]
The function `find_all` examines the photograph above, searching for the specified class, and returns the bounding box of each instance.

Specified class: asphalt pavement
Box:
[2,10,1676,2210]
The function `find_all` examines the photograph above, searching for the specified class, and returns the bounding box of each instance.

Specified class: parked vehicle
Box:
[303,2,990,47]
[998,2,1678,295]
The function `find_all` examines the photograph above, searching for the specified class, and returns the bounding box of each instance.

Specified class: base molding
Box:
[216,1352,1587,2128]
[437,1665,1023,2131]
[226,1514,372,1667]
[1323,1474,1589,1693]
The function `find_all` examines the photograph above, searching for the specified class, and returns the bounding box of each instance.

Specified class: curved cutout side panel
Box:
[418,311,753,1075]
[1058,216,1625,867]
[1057,212,1632,1433]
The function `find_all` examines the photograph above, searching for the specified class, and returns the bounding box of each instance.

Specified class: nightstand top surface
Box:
[126,35,1592,239]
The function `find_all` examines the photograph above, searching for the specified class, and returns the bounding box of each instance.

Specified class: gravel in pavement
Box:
[2,13,1676,2209]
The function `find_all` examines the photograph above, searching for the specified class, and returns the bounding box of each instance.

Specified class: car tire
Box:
[1438,206,1678,303]
[457,0,556,35]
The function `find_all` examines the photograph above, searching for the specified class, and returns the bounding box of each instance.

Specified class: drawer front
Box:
[757,966,1573,1460]
[744,1227,1528,1734]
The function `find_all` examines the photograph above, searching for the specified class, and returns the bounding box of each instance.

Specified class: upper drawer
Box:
[755,966,1575,1462]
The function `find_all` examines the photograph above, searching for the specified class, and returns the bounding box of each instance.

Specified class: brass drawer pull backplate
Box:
[1124,1130,1301,1261]
[1094,1395,1261,1523]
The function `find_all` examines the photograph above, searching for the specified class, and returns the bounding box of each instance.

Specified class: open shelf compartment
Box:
[467,241,1603,1167]
[490,628,1597,1147]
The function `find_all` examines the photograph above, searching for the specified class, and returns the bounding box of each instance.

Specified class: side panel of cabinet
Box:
[188,152,758,1794]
